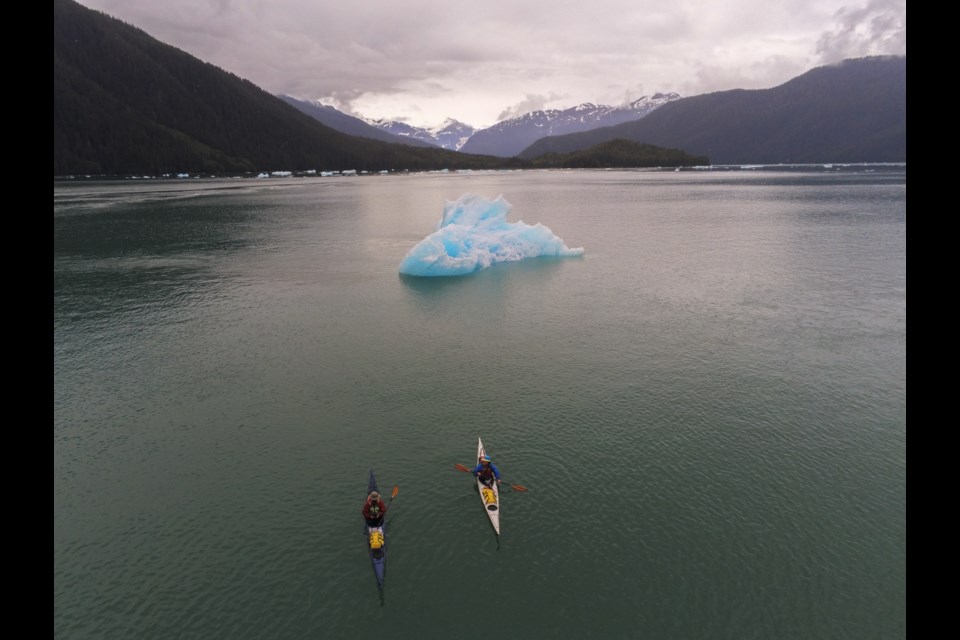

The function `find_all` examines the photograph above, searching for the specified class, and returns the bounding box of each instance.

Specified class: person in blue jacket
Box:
[472,454,501,488]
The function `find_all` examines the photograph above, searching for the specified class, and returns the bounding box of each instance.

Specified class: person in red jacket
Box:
[362,490,388,527]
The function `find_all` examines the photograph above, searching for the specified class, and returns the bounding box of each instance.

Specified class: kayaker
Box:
[362,490,388,527]
[472,455,501,488]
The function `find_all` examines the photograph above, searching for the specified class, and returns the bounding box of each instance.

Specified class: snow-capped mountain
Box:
[277,95,438,148]
[367,118,476,151]
[280,92,678,157]
[459,93,681,157]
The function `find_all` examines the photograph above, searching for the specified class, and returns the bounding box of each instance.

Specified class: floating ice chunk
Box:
[399,193,583,277]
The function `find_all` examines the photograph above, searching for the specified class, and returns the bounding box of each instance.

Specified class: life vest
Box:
[367,499,383,518]
[477,464,494,481]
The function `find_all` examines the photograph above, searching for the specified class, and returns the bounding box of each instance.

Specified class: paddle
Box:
[382,485,400,528]
[454,463,528,492]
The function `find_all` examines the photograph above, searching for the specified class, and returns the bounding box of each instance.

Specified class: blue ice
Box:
[398,194,584,277]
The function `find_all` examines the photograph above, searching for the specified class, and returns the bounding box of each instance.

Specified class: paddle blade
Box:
[391,485,399,499]
[454,464,472,473]
[509,484,528,492]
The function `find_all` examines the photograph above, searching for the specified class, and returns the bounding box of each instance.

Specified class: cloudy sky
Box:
[75,0,906,129]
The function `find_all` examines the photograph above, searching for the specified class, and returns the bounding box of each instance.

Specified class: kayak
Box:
[476,437,501,535]
[364,469,386,590]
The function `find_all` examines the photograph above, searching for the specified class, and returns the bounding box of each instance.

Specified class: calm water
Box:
[54,167,906,639]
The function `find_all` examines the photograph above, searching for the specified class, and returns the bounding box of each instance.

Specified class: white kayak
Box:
[476,437,501,535]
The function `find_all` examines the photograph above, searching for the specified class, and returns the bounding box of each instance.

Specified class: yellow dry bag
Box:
[369,530,384,550]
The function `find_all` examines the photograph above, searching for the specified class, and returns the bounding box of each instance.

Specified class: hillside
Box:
[528,139,708,169]
[518,56,906,164]
[53,0,513,175]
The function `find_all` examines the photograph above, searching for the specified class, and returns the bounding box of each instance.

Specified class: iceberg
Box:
[398,194,584,277]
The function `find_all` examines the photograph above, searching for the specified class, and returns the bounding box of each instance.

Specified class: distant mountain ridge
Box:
[459,94,681,157]
[275,103,476,151]
[277,96,437,148]
[366,118,476,151]
[326,94,682,156]
[518,57,906,164]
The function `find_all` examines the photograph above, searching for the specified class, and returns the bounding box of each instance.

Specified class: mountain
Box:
[518,57,906,164]
[277,96,437,148]
[54,0,903,174]
[53,0,512,175]
[366,118,476,151]
[458,94,681,157]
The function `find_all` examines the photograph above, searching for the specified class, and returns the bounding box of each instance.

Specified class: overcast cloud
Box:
[73,0,906,129]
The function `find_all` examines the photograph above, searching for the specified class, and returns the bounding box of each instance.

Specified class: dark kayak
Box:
[364,469,386,590]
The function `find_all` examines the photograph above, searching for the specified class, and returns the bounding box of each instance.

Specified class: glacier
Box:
[398,193,584,277]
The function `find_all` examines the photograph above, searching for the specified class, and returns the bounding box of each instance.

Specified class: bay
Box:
[54,167,906,639]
